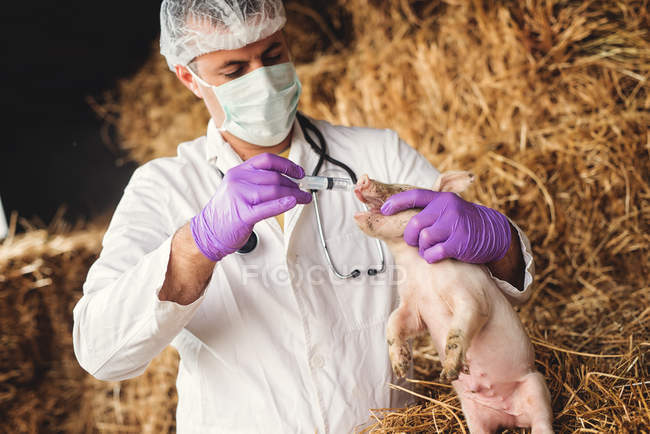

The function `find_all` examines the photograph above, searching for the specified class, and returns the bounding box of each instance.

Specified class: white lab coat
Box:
[73,116,534,433]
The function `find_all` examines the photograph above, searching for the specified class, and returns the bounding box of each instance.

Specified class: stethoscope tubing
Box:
[312,191,386,278]
[297,112,386,278]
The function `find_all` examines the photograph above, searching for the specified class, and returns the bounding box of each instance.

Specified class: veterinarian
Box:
[73,0,535,432]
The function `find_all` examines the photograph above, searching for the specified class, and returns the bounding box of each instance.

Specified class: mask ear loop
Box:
[186,65,229,132]
[185,64,211,91]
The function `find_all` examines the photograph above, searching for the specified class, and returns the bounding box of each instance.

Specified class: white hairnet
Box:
[160,0,287,71]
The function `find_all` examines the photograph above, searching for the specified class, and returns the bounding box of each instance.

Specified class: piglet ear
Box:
[354,174,371,203]
[357,173,371,187]
[432,171,475,193]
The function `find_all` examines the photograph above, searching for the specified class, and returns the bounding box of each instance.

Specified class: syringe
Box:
[285,175,354,192]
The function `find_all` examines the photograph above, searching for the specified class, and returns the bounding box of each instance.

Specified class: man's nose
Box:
[249,58,265,71]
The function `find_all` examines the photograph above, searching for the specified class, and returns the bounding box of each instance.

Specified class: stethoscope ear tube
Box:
[296,112,358,183]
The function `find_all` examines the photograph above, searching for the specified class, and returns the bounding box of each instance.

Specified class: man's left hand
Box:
[380,190,511,264]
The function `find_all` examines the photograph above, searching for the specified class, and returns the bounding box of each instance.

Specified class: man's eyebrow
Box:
[215,43,281,70]
[218,59,248,70]
[262,42,282,56]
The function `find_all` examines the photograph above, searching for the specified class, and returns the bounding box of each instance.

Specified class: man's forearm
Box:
[486,223,525,291]
[158,222,216,305]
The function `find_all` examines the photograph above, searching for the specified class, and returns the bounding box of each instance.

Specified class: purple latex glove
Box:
[380,190,511,264]
[191,153,312,261]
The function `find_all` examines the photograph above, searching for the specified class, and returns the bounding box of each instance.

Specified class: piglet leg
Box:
[437,289,489,382]
[386,304,424,378]
[515,372,554,434]
[457,396,510,434]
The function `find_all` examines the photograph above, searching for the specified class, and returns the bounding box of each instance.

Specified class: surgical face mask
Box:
[190,62,301,147]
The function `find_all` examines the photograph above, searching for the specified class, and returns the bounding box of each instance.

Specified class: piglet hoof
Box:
[439,366,459,383]
[439,353,463,382]
[440,353,464,382]
[440,330,465,382]
[388,339,411,378]
[392,358,410,378]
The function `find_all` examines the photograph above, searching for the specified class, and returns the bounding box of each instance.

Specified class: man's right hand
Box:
[190,152,312,262]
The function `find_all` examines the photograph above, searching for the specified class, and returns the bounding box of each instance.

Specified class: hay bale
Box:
[0,214,183,433]
[11,0,648,432]
[0,214,103,432]
[78,347,180,434]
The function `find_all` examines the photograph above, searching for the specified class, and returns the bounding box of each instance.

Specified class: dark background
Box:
[2,1,164,227]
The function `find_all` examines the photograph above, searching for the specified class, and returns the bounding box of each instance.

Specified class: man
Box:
[73,1,534,432]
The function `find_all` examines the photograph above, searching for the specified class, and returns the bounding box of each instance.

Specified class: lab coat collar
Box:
[284,116,320,246]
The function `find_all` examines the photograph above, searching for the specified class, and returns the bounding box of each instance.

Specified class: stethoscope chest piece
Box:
[236,231,258,254]
[215,164,258,255]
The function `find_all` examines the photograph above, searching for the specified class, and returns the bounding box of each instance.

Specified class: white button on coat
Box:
[311,353,325,369]
[72,115,535,433]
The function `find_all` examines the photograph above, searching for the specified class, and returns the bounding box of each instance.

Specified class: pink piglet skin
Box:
[353,172,553,434]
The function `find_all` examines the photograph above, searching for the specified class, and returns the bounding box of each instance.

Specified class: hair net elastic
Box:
[160,0,287,71]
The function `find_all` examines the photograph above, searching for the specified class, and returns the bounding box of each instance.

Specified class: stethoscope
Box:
[216,112,386,279]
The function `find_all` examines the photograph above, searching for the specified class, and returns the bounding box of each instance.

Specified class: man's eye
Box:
[264,53,282,63]
[224,68,244,78]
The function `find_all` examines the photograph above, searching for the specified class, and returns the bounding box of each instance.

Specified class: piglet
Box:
[353,173,553,434]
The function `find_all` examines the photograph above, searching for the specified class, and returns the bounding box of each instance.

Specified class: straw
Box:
[3,0,648,432]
